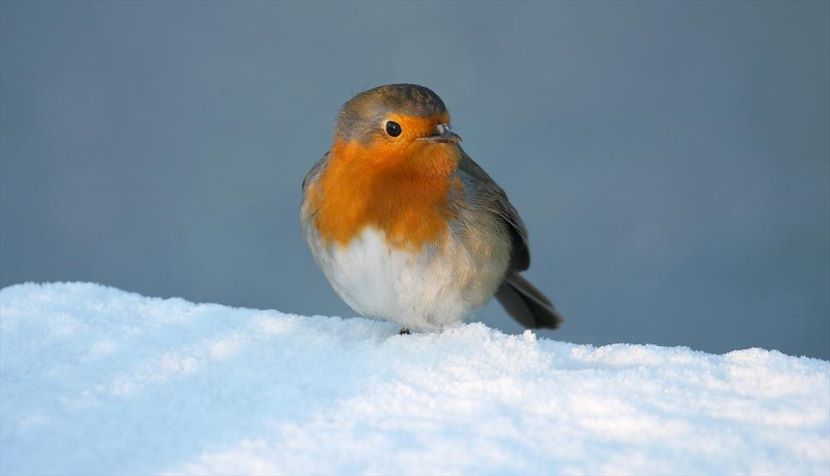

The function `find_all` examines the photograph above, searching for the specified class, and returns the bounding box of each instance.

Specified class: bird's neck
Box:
[309,139,462,250]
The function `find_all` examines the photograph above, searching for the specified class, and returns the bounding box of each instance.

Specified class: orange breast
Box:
[307,138,462,250]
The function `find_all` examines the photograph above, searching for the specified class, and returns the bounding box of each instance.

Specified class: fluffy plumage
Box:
[301,84,563,331]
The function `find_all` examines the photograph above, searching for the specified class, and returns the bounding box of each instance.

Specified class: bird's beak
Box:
[420,123,462,144]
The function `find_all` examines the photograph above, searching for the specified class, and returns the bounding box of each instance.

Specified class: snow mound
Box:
[1,283,828,475]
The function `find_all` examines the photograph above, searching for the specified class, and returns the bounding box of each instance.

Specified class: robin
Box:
[301,84,563,333]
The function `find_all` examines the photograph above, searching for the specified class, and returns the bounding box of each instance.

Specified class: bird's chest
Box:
[305,144,463,251]
[312,176,459,250]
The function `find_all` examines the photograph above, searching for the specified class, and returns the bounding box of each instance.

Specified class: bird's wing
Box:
[456,151,530,272]
[457,151,563,329]
[302,151,330,194]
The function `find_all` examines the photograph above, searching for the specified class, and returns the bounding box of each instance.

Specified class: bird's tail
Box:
[495,273,564,329]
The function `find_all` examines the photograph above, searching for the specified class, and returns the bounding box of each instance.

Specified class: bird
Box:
[301,84,563,333]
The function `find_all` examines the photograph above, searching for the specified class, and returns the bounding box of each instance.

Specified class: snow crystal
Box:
[1,283,828,475]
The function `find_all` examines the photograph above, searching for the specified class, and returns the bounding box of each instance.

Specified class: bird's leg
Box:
[398,328,411,335]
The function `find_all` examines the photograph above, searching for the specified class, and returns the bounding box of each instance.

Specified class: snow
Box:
[1,283,828,476]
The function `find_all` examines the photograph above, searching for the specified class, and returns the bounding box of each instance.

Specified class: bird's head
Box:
[333,84,461,161]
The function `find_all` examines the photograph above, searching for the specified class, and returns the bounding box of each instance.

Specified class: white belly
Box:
[306,227,509,332]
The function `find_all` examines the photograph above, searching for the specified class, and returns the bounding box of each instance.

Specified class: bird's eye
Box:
[385,121,402,137]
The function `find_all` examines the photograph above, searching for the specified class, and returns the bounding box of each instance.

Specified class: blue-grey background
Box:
[1,2,828,358]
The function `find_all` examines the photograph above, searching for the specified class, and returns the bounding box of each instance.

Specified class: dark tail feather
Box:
[495,273,564,329]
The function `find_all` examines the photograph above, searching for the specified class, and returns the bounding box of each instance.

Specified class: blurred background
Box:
[1,2,828,359]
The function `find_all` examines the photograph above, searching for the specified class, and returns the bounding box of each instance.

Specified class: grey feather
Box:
[456,150,563,329]
[302,152,330,194]
[456,151,529,271]
[496,273,564,329]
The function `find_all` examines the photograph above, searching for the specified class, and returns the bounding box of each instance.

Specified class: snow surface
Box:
[0,283,828,476]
